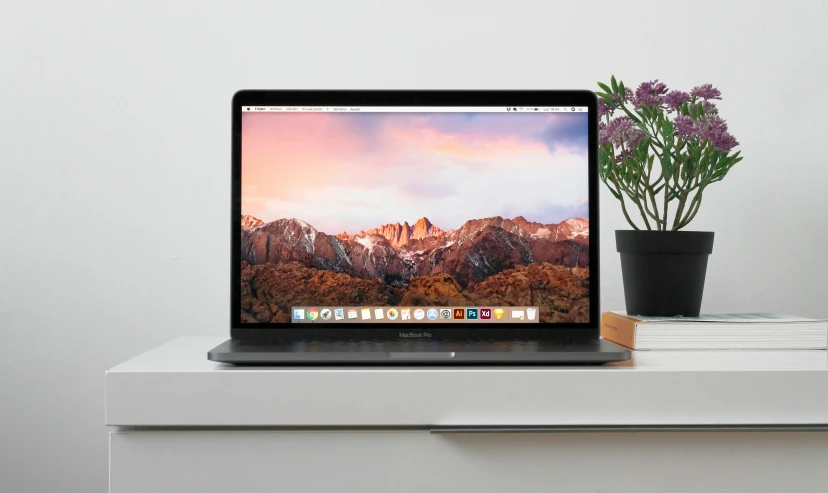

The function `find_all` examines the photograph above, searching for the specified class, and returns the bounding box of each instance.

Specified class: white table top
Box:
[105,337,828,428]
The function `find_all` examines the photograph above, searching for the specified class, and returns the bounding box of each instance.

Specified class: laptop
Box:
[208,90,630,365]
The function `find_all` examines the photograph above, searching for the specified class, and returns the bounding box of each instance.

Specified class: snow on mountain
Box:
[241,215,264,229]
[242,215,589,287]
[561,218,588,231]
[292,218,318,249]
[559,218,589,239]
[355,235,378,251]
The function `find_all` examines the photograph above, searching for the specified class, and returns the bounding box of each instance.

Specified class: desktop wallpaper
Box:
[240,111,591,324]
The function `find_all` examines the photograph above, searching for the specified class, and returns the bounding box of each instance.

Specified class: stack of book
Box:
[601,312,828,350]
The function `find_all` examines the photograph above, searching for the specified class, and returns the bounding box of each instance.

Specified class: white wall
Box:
[1,1,826,491]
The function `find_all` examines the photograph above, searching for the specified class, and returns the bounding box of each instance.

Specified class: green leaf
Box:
[660,154,672,173]
[611,75,618,93]
[622,107,643,124]
[639,139,649,152]
[635,144,647,162]
[699,152,710,175]
[597,82,612,94]
[619,81,626,98]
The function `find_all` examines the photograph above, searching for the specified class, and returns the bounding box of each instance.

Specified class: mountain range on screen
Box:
[239,214,590,324]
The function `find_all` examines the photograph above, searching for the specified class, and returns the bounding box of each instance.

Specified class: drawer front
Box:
[111,430,828,493]
[106,369,828,427]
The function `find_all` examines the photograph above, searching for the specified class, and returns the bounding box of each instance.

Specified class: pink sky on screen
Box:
[241,111,589,234]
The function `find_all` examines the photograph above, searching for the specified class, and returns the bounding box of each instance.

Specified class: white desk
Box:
[106,337,828,493]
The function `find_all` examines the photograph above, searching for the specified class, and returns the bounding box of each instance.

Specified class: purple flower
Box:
[674,114,739,151]
[694,114,727,140]
[702,100,717,113]
[626,127,646,148]
[598,122,609,145]
[615,149,633,164]
[604,117,634,146]
[604,116,646,149]
[633,80,669,109]
[691,84,722,100]
[711,132,739,152]
[664,90,690,112]
[673,115,695,138]
[598,99,611,119]
[694,115,739,152]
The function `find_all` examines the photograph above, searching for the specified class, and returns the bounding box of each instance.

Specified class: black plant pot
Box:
[616,231,714,317]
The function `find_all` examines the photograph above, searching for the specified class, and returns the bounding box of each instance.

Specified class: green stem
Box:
[676,190,704,230]
[662,170,669,230]
[651,192,663,230]
[642,156,662,229]
[610,175,640,230]
[672,191,689,230]
[620,141,653,230]
[638,200,652,229]
[637,180,661,223]
[676,197,702,230]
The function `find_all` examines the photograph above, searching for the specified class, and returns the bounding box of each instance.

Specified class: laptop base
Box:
[208,338,630,365]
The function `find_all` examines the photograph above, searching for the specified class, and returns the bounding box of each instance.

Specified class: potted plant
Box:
[595,77,743,316]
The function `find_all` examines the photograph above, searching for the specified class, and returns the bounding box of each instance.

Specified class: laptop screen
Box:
[240,105,591,325]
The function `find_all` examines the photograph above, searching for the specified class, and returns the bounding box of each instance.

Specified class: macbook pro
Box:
[209,90,630,364]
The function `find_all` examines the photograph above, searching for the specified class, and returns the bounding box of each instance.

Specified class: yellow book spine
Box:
[600,312,639,349]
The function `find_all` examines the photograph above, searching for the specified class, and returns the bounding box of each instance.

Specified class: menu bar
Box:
[242,106,588,113]
[291,306,540,323]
